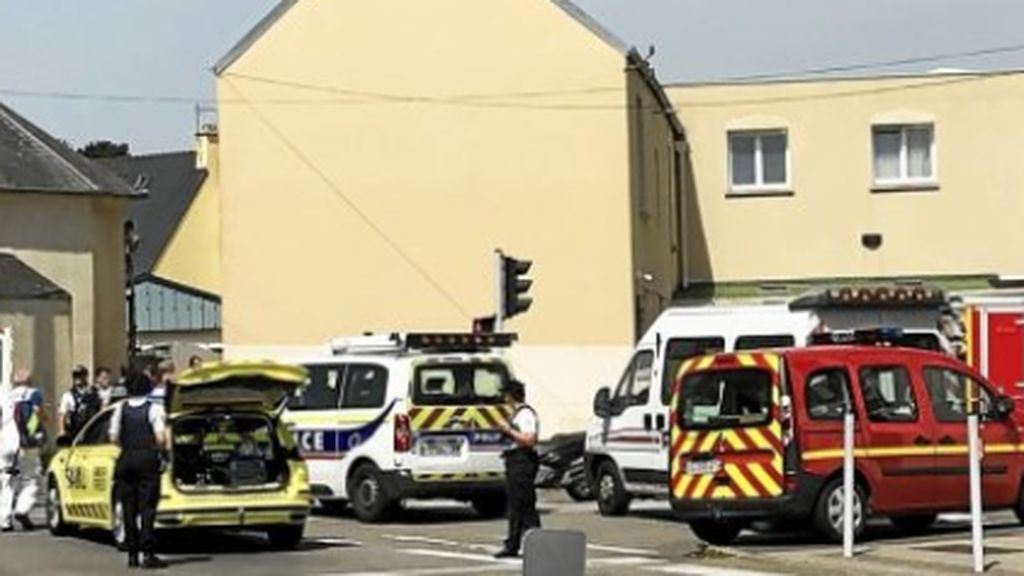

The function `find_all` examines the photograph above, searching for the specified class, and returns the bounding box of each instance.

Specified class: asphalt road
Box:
[1,492,1016,576]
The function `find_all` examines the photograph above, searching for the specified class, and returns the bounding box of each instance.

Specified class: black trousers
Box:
[115,449,161,556]
[503,449,540,551]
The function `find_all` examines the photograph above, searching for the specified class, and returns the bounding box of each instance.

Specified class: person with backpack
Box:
[0,369,46,532]
[58,365,101,440]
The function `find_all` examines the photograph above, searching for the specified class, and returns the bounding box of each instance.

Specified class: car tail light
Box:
[780,396,793,447]
[394,414,412,453]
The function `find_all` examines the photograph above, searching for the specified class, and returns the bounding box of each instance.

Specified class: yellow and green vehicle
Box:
[45,361,312,549]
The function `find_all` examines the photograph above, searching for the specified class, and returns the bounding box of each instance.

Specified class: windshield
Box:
[412,362,509,406]
[678,368,773,429]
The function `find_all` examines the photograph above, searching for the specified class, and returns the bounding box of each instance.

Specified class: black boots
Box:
[128,553,167,570]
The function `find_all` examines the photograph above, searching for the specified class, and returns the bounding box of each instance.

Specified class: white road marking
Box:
[649,564,787,576]
[400,548,520,564]
[311,537,363,547]
[589,556,666,566]
[327,565,518,576]
[588,543,661,556]
[383,533,500,553]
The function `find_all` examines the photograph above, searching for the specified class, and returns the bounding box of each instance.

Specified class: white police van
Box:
[282,332,516,522]
[586,289,954,516]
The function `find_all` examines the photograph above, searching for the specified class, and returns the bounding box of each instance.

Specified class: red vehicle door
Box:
[921,363,1020,510]
[849,355,936,512]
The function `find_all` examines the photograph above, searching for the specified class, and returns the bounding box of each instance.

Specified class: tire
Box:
[46,481,71,536]
[565,476,595,502]
[267,524,305,550]
[348,464,393,523]
[890,513,937,535]
[471,494,507,519]
[595,461,630,516]
[689,519,743,546]
[813,478,866,543]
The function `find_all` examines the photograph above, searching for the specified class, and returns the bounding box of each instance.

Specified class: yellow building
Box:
[670,70,1024,294]
[0,101,135,424]
[212,0,686,430]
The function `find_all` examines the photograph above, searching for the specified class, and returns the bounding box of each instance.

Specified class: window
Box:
[806,369,852,421]
[289,364,343,410]
[872,124,935,186]
[678,368,773,428]
[734,334,796,351]
[923,367,993,422]
[412,362,509,406]
[614,351,655,406]
[340,364,388,409]
[78,410,114,446]
[729,130,789,192]
[859,366,918,422]
[661,337,726,405]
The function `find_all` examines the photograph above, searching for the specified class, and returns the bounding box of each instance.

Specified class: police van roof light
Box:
[405,332,516,351]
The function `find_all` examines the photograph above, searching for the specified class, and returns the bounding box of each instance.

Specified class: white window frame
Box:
[871,123,938,189]
[727,129,791,194]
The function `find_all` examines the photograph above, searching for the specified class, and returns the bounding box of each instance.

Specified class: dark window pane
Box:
[341,364,388,409]
[730,134,756,186]
[761,133,787,184]
[661,337,726,405]
[859,366,917,422]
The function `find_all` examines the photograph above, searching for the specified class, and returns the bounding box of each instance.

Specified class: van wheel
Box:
[689,519,742,546]
[566,476,595,502]
[349,464,393,523]
[595,461,630,516]
[813,478,866,543]
[891,513,937,534]
[471,494,507,518]
[46,482,71,536]
[267,524,305,550]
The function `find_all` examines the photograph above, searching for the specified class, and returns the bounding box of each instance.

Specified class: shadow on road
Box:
[730,519,1023,551]
[60,527,357,557]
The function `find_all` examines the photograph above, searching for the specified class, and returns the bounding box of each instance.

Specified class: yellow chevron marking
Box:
[699,431,720,453]
[725,464,759,498]
[748,463,781,495]
[763,354,780,372]
[736,354,756,367]
[698,356,715,370]
[691,474,713,499]
[723,430,747,451]
[674,474,693,499]
[411,408,435,429]
[712,485,736,499]
[679,431,698,454]
[745,428,774,451]
[768,421,783,442]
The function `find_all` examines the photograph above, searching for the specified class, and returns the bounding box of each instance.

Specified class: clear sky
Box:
[3,0,1024,153]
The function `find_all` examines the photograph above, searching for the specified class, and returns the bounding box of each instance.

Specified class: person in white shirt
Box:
[494,379,540,558]
[95,366,114,407]
[1,369,46,532]
[147,360,175,407]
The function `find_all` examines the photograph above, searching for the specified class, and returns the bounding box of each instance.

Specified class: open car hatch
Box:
[169,361,308,414]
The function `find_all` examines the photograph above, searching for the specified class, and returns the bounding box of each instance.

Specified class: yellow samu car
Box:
[45,361,312,549]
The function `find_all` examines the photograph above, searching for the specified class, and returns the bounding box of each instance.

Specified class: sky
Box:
[3,0,1024,153]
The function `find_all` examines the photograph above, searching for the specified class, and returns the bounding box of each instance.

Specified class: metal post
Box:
[843,408,855,559]
[968,409,984,573]
[494,249,504,332]
[124,221,139,362]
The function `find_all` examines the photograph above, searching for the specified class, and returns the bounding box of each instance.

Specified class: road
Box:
[3,492,1023,575]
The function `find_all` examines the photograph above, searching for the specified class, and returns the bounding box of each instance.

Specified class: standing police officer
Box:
[108,372,169,569]
[494,379,540,559]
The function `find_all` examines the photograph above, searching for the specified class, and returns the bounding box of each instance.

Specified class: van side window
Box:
[923,367,992,422]
[859,366,918,422]
[661,337,726,405]
[735,334,795,351]
[290,365,343,410]
[805,369,852,421]
[341,364,388,409]
[615,351,655,406]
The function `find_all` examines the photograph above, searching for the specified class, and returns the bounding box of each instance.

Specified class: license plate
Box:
[419,438,465,457]
[685,459,722,475]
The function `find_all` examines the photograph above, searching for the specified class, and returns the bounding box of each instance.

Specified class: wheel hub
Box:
[599,474,616,502]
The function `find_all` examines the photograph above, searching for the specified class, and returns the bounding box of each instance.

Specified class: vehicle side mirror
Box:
[55,435,73,448]
[593,387,611,418]
[994,396,1015,420]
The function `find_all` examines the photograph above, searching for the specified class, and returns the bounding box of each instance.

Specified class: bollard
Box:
[842,408,855,559]
[523,529,586,576]
[968,411,984,573]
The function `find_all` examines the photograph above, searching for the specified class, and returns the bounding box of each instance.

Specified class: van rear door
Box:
[670,352,785,502]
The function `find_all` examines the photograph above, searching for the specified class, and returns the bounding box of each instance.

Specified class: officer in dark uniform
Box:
[108,372,169,569]
[494,379,540,558]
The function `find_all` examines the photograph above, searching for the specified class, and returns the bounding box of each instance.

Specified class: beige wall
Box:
[0,193,127,390]
[216,0,650,347]
[154,135,222,295]
[671,72,1024,284]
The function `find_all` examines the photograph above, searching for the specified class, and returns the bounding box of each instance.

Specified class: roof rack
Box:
[330,332,516,355]
[809,327,906,346]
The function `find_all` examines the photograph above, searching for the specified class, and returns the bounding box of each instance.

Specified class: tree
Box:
[78,140,130,159]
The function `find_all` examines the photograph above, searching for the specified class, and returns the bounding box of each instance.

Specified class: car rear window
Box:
[661,337,726,405]
[677,368,773,429]
[412,362,509,406]
[734,334,796,351]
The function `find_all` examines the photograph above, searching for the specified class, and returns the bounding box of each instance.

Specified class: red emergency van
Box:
[668,344,1021,545]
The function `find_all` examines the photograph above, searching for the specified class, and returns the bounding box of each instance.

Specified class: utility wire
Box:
[221,77,473,321]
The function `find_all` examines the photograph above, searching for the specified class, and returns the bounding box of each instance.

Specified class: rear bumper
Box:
[669,473,825,522]
[155,505,309,529]
[383,471,505,500]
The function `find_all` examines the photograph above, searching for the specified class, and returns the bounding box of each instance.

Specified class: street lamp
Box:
[123,219,141,361]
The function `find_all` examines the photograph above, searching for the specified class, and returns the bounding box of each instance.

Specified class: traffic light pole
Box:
[494,249,505,332]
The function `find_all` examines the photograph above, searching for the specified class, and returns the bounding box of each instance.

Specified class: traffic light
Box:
[501,254,533,320]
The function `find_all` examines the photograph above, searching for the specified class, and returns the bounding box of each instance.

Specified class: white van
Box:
[280,333,516,522]
[585,297,951,516]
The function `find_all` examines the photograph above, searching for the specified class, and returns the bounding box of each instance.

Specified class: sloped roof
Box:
[100,152,208,276]
[213,0,628,76]
[0,101,137,197]
[0,254,69,300]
